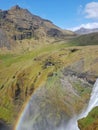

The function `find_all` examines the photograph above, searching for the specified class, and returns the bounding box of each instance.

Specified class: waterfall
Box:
[79,79,98,119]
[64,116,80,130]
[65,79,98,130]
[15,79,98,130]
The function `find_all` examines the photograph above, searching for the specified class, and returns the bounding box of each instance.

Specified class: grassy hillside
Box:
[71,32,98,46]
[0,41,98,126]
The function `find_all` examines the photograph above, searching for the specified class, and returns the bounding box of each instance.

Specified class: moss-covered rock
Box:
[78,107,98,130]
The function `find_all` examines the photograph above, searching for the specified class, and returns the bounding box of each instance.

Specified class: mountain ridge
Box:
[0,5,75,50]
[75,27,98,35]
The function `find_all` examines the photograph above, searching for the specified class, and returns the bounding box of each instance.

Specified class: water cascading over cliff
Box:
[78,78,98,120]
[65,79,98,130]
[15,77,98,130]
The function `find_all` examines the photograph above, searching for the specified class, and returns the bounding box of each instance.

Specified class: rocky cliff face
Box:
[0,29,10,48]
[0,5,75,49]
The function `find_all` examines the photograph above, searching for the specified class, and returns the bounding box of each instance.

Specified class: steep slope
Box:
[0,5,75,50]
[0,43,98,128]
[16,72,92,130]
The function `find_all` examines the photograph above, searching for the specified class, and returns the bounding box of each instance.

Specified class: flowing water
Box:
[79,79,98,119]
[15,79,98,130]
[64,78,98,130]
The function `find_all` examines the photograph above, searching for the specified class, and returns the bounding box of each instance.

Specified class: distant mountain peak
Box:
[79,27,85,30]
[75,27,98,35]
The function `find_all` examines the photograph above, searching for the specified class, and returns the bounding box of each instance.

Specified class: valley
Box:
[0,5,98,130]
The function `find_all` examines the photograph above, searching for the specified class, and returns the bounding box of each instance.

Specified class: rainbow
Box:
[14,96,31,130]
[14,86,41,130]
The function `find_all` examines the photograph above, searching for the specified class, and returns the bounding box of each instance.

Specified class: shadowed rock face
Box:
[63,59,98,85]
[0,29,10,49]
[47,28,64,38]
[0,120,11,130]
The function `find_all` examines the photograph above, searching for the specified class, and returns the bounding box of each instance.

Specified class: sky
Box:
[0,0,98,30]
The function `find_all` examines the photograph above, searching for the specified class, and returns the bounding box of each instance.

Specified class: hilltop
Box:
[0,5,75,51]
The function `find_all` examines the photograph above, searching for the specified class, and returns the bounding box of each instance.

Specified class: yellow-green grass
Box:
[78,107,98,130]
[0,43,98,123]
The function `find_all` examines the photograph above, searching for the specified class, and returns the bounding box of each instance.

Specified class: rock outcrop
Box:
[0,5,75,49]
[0,120,11,130]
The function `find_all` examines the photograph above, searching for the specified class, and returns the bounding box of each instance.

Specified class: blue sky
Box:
[0,0,98,30]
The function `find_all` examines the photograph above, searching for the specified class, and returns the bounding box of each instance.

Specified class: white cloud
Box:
[69,22,98,31]
[84,2,98,19]
[68,2,98,31]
